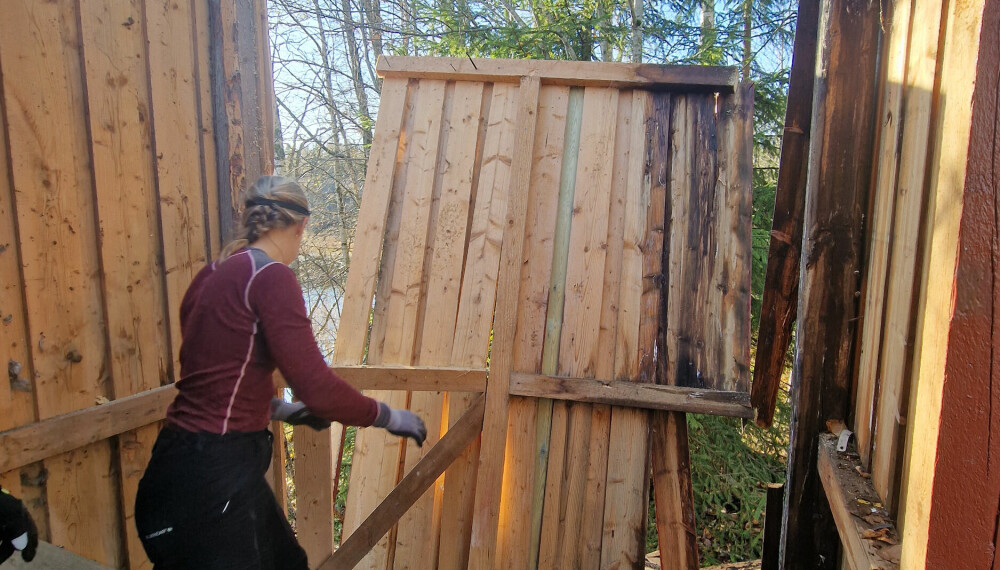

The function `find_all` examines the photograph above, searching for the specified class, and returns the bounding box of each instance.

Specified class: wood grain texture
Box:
[664,91,749,392]
[329,77,410,565]
[898,0,990,565]
[853,0,913,465]
[870,0,944,512]
[0,0,37,496]
[322,395,486,570]
[80,3,170,565]
[377,56,739,92]
[467,76,541,570]
[651,92,699,570]
[817,435,900,570]
[0,385,176,473]
[749,0,821,427]
[193,0,223,258]
[0,38,42,531]
[510,374,752,417]
[148,0,210,382]
[353,77,450,570]
[539,86,618,569]
[492,84,569,570]
[781,0,881,566]
[601,89,654,569]
[394,80,484,570]
[435,81,499,570]
[529,86,583,570]
[0,1,121,564]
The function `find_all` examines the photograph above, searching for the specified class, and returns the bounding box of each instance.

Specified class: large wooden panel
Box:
[79,3,171,566]
[0,1,120,565]
[332,58,751,569]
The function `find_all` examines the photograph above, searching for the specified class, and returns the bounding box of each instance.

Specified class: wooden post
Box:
[749,0,821,427]
[780,0,880,566]
[761,483,784,570]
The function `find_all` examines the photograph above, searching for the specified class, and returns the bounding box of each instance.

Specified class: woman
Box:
[135,176,425,569]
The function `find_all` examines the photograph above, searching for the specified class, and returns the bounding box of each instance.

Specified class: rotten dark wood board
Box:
[750,0,822,428]
[781,0,881,567]
[509,372,753,418]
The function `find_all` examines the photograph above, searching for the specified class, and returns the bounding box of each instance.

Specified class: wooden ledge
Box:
[818,434,901,569]
[376,56,739,93]
[509,373,753,418]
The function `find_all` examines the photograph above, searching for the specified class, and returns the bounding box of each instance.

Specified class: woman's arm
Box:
[251,264,380,426]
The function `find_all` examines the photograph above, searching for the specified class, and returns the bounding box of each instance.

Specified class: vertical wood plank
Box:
[193,0,223,258]
[601,89,654,568]
[404,80,486,570]
[898,1,995,566]
[0,24,43,537]
[578,88,633,570]
[394,80,485,570]
[665,94,731,391]
[209,0,244,240]
[0,1,120,564]
[544,86,619,569]
[435,81,517,569]
[340,79,416,560]
[333,77,410,362]
[490,84,569,570]
[749,0,821,427]
[781,0,881,565]
[870,0,945,511]
[80,2,172,566]
[854,0,913,466]
[147,0,211,380]
[531,86,583,570]
[467,75,541,570]
[651,92,699,570]
[298,76,407,565]
[363,78,448,570]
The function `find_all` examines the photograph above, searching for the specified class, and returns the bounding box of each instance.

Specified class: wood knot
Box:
[65,349,83,363]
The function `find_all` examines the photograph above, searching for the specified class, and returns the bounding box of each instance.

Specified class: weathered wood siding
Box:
[0,1,273,566]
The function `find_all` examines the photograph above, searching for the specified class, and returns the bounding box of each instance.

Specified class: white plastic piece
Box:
[836,429,853,452]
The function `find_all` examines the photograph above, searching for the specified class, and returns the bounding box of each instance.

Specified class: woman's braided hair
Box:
[220,176,310,260]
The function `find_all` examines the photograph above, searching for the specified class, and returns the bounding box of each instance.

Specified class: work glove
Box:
[270,397,331,431]
[0,488,38,564]
[374,403,427,446]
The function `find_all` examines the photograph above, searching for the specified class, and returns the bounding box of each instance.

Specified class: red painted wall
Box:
[926,2,1000,567]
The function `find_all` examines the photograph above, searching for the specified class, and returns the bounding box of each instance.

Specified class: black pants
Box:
[134,427,308,570]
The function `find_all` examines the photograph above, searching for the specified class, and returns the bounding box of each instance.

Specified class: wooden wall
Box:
[830,0,995,566]
[851,0,988,517]
[0,0,273,567]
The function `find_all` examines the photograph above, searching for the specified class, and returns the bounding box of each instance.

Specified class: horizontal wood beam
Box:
[817,434,900,569]
[333,365,487,392]
[0,384,177,473]
[320,393,487,570]
[509,373,753,418]
[0,366,488,472]
[376,56,739,93]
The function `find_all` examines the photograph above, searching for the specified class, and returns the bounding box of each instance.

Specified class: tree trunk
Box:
[631,0,643,62]
[340,0,374,146]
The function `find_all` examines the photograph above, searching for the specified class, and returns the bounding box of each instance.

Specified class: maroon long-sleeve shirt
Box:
[166,248,379,434]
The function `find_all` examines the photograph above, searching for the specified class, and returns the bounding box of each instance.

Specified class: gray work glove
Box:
[270,397,331,431]
[373,403,427,446]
